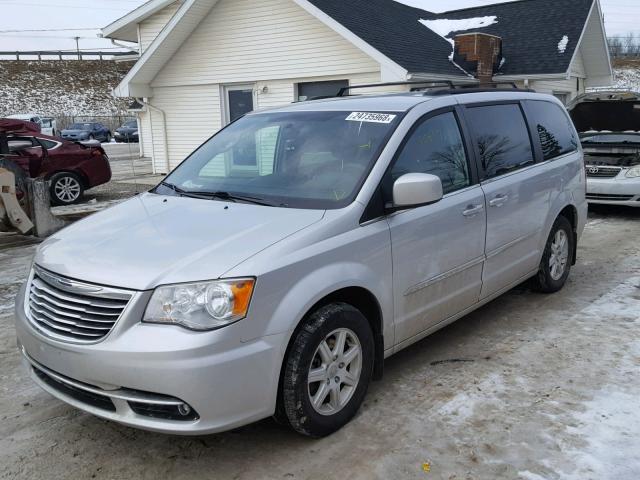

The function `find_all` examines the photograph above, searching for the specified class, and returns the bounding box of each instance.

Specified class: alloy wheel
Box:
[54,176,81,203]
[549,230,569,281]
[307,328,362,416]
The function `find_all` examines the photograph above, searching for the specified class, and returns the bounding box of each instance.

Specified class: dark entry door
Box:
[227,87,254,123]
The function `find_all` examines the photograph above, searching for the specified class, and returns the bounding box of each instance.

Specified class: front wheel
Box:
[532,216,574,293]
[280,303,374,437]
[50,172,84,206]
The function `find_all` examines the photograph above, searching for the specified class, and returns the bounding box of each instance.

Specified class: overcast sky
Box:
[0,0,637,54]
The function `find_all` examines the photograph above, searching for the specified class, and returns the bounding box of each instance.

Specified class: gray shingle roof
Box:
[306,0,594,77]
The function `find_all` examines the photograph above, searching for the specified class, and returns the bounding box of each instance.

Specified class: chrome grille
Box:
[585,166,621,178]
[27,267,132,343]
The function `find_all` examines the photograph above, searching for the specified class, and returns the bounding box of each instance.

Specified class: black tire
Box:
[532,216,574,293]
[50,172,84,206]
[280,303,374,438]
[106,133,112,143]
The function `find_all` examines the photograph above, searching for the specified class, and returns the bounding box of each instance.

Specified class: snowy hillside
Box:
[614,68,640,92]
[0,60,135,117]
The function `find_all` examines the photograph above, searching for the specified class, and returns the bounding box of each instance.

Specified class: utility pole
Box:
[74,36,80,60]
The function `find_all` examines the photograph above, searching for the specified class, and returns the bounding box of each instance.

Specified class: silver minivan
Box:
[15,85,587,437]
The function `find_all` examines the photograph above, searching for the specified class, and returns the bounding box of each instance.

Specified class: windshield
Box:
[161,110,402,209]
[69,123,92,130]
[123,121,137,128]
[581,134,640,144]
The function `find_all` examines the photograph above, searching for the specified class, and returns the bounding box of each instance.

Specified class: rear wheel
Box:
[280,303,374,437]
[50,172,84,206]
[532,216,573,293]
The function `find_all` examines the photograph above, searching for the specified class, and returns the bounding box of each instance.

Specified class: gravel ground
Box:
[82,144,158,203]
[0,205,639,480]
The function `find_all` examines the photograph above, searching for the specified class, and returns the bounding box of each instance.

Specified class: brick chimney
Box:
[453,33,502,86]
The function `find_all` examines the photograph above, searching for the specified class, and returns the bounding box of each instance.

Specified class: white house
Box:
[103,0,613,174]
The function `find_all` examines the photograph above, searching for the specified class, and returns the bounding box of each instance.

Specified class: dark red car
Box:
[0,119,111,205]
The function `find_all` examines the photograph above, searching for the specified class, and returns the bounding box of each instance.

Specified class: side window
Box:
[525,101,578,161]
[466,104,534,180]
[389,112,471,195]
[39,139,58,149]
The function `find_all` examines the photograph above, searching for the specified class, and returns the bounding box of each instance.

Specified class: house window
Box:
[296,80,349,101]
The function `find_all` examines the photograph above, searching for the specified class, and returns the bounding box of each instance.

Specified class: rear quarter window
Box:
[524,100,578,161]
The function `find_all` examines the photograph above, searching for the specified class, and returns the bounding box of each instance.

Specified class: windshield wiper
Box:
[160,182,276,206]
[196,191,276,207]
[159,181,215,200]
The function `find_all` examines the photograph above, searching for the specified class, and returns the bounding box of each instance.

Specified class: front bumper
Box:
[586,176,640,206]
[15,282,287,435]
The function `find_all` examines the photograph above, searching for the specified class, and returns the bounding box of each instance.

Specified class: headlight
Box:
[143,278,255,331]
[625,166,640,178]
[132,131,139,136]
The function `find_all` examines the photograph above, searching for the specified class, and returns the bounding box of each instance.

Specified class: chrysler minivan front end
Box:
[14,101,405,435]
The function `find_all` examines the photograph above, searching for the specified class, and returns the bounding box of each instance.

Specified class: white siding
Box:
[139,1,182,53]
[148,84,221,171]
[151,0,379,87]
[138,110,153,158]
[571,47,586,78]
[527,77,584,104]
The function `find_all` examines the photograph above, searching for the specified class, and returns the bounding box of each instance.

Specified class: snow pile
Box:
[0,60,134,117]
[557,35,569,54]
[613,67,640,92]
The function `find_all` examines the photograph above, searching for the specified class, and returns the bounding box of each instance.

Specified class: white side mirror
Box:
[393,173,443,208]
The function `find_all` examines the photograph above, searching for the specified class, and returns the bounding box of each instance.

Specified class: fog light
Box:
[177,403,192,416]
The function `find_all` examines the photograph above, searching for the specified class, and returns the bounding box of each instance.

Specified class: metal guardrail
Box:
[0,51,137,61]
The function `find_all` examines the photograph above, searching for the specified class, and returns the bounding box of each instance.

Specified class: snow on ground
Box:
[0,244,36,318]
[558,35,569,54]
[0,60,133,117]
[613,67,640,92]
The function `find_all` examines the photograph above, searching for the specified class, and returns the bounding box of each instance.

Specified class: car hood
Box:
[35,193,325,290]
[116,128,137,133]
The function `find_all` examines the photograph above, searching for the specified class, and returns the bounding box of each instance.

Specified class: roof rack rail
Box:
[337,81,457,97]
[429,82,535,96]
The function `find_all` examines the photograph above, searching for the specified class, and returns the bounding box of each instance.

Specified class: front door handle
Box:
[462,204,484,217]
[489,194,509,208]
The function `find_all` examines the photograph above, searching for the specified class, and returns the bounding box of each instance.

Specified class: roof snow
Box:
[558,35,569,53]
[393,0,516,14]
[419,16,498,44]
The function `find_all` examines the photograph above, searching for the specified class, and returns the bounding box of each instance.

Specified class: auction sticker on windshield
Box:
[346,112,397,124]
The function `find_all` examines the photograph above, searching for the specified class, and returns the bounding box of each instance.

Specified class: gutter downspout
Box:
[137,98,170,174]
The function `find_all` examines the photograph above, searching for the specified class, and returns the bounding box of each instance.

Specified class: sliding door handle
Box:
[489,194,509,208]
[462,204,484,217]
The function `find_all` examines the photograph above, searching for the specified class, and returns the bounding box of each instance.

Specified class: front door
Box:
[386,110,486,345]
[224,85,255,125]
[463,103,552,298]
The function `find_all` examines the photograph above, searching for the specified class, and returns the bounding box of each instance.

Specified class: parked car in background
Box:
[7,114,43,133]
[41,117,58,137]
[569,91,640,206]
[114,120,139,143]
[0,118,111,205]
[15,86,586,438]
[61,122,112,143]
